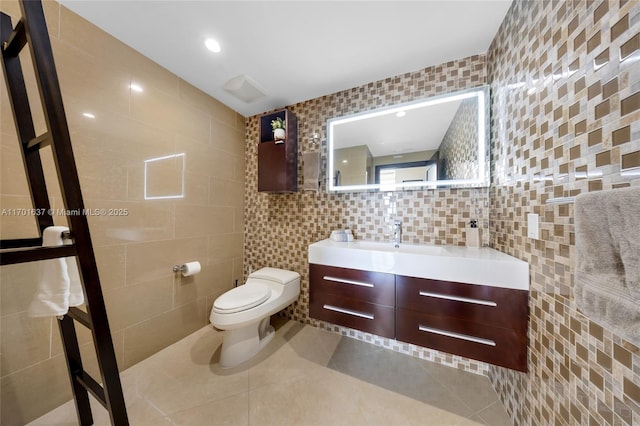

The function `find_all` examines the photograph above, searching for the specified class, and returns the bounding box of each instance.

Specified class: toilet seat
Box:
[213,283,271,314]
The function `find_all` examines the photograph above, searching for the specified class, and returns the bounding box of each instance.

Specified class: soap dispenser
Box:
[466,219,481,248]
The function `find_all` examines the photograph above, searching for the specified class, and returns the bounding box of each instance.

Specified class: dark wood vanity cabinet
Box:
[309,263,529,372]
[395,276,528,372]
[258,109,298,192]
[309,264,395,338]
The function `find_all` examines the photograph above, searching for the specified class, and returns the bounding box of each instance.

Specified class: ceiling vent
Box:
[223,75,266,103]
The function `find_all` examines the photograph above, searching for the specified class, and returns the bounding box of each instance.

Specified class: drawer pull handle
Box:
[418,291,497,307]
[323,304,374,320]
[323,276,374,288]
[418,325,496,346]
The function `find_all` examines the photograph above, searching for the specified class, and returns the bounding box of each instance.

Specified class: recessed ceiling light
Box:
[82,112,95,119]
[342,160,348,164]
[396,111,406,117]
[129,83,143,93]
[205,38,221,53]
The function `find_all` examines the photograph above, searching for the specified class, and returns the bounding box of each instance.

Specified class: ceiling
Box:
[59,1,513,117]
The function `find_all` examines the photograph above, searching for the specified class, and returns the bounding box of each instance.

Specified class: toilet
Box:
[210,267,300,368]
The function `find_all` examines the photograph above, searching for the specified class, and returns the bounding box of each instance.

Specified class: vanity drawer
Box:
[310,292,395,338]
[396,275,528,331]
[396,308,527,371]
[309,263,395,306]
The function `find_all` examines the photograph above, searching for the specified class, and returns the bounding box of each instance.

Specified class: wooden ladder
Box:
[0,1,128,424]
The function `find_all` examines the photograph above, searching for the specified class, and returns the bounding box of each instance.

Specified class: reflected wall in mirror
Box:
[327,86,490,192]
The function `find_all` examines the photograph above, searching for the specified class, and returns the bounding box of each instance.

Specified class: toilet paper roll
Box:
[182,261,201,277]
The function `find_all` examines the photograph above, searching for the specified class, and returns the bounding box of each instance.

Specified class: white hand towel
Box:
[29,226,85,317]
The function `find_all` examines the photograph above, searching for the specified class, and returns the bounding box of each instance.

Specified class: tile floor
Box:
[30,318,512,425]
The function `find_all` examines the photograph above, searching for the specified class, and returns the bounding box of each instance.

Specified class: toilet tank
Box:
[249,267,300,286]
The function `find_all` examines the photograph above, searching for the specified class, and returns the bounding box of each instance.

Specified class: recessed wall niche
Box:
[144,153,185,200]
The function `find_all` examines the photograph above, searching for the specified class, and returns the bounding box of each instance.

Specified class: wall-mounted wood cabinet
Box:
[309,263,529,372]
[258,109,298,192]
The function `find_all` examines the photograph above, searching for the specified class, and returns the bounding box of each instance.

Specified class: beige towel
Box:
[29,226,85,317]
[574,187,640,346]
[302,151,320,192]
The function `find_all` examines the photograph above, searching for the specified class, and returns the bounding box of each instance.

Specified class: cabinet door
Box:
[309,263,395,338]
[258,141,289,191]
[396,275,528,333]
[310,293,395,338]
[309,263,395,305]
[396,308,527,371]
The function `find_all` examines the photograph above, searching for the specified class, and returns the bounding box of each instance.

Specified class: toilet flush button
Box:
[527,213,539,239]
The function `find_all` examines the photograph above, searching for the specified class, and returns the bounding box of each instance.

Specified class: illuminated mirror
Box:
[327,86,490,192]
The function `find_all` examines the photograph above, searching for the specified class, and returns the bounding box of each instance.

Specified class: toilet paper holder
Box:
[172,264,187,273]
[172,261,201,277]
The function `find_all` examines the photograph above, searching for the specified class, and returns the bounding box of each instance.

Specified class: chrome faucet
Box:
[393,220,402,248]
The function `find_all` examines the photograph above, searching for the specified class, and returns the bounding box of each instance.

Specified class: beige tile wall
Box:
[244,56,492,373]
[487,0,640,425]
[0,2,245,424]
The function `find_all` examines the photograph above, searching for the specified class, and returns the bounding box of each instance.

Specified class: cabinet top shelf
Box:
[259,109,296,144]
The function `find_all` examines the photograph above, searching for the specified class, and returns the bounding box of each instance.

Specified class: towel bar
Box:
[546,196,575,205]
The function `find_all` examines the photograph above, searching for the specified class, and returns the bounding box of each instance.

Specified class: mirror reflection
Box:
[327,86,490,191]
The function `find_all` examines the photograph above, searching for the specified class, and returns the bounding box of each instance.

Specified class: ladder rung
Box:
[0,237,43,249]
[68,307,91,329]
[26,132,51,150]
[0,233,71,249]
[74,370,107,408]
[2,18,26,57]
[0,244,76,265]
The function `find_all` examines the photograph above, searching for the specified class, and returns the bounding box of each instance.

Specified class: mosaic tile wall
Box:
[439,98,479,180]
[487,0,640,425]
[244,56,493,372]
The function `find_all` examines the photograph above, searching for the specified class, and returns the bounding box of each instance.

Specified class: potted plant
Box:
[271,117,286,142]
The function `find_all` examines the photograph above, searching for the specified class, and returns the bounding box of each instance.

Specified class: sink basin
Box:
[347,240,446,255]
[308,239,529,290]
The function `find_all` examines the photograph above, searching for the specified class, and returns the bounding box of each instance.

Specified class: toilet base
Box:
[219,317,275,368]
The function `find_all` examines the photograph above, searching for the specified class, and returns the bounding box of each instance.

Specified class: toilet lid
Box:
[213,283,271,314]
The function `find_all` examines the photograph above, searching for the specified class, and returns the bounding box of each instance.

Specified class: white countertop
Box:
[308,239,529,290]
